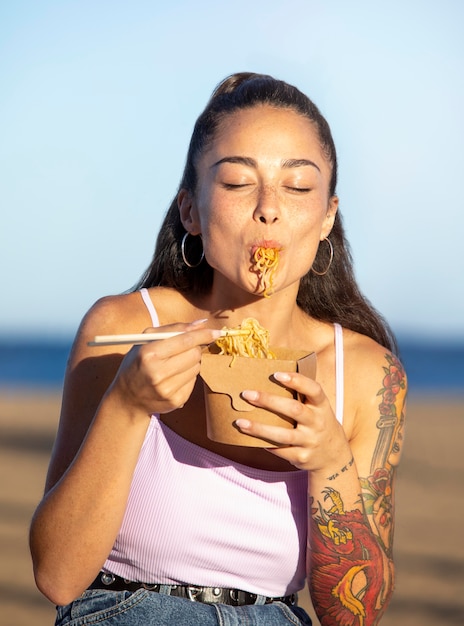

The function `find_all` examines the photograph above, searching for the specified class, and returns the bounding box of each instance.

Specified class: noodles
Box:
[212,248,280,365]
[252,246,281,298]
[215,318,276,363]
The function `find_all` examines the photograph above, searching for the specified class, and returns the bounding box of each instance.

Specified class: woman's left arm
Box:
[306,350,406,625]
[237,350,407,626]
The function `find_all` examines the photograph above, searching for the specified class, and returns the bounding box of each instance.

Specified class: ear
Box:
[321,195,339,240]
[178,189,201,235]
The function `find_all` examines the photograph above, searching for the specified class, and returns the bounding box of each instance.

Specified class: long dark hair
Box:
[135,72,397,353]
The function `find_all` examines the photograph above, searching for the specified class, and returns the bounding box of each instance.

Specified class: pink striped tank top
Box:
[102,289,344,596]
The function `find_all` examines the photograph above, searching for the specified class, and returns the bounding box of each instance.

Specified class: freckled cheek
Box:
[287,221,326,270]
[200,212,243,243]
[198,200,247,237]
[197,189,243,221]
[289,210,326,241]
[200,216,231,250]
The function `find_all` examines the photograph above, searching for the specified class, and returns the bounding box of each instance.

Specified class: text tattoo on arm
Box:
[328,456,355,481]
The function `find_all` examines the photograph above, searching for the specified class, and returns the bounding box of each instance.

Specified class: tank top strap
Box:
[333,323,344,424]
[140,288,160,327]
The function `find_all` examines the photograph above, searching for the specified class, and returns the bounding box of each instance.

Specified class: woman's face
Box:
[180,105,338,299]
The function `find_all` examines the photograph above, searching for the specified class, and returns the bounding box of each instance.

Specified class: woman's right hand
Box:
[109,322,221,416]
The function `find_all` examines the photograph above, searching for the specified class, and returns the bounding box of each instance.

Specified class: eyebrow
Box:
[212,156,321,172]
[281,158,321,172]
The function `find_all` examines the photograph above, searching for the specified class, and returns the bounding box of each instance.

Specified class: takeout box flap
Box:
[199,349,317,412]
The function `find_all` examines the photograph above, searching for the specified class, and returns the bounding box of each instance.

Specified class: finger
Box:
[234,418,298,447]
[273,371,325,405]
[151,362,202,413]
[240,388,308,424]
[123,349,202,414]
[137,341,204,385]
[142,318,209,335]
[140,327,222,359]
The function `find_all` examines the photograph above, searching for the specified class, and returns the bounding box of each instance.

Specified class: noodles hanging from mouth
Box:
[214,318,276,363]
[252,246,281,298]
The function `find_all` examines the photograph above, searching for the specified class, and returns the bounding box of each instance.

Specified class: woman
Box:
[30,72,407,626]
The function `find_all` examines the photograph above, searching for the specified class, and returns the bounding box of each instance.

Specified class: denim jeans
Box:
[55,588,313,625]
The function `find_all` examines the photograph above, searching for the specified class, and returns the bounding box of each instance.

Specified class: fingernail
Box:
[273,371,291,383]
[189,318,209,326]
[241,390,259,401]
[235,419,251,430]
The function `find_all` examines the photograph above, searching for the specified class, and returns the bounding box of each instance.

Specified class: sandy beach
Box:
[1,390,463,626]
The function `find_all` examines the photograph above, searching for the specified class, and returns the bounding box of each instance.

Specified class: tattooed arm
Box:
[237,339,407,626]
[308,350,407,625]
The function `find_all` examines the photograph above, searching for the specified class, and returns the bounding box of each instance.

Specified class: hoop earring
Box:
[311,237,334,276]
[181,232,205,268]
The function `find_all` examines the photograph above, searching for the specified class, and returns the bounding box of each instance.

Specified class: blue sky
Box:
[1,0,463,339]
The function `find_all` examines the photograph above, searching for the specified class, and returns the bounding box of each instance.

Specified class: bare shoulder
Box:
[74,287,183,343]
[342,329,407,461]
[343,328,404,385]
[140,286,200,325]
[63,289,163,398]
[79,291,153,337]
[343,329,401,379]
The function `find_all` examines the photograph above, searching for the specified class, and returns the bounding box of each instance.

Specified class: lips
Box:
[250,240,283,257]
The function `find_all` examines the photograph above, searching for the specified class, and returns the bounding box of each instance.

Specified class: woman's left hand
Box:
[235,371,352,472]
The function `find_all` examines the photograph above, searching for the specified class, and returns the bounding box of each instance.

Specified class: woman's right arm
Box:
[29,295,217,605]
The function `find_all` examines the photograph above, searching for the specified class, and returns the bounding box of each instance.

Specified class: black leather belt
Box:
[89,572,297,607]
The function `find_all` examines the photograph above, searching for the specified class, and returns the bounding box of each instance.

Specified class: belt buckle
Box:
[186,586,202,602]
[229,588,254,606]
[187,586,226,603]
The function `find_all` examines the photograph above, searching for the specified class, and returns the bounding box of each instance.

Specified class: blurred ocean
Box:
[0,337,463,395]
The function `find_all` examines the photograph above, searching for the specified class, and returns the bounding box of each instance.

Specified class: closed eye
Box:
[285,186,311,193]
[222,183,252,189]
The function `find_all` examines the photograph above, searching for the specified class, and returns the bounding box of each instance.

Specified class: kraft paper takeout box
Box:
[200,347,317,447]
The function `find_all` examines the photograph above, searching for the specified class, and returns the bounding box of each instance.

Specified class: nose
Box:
[253,185,280,224]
